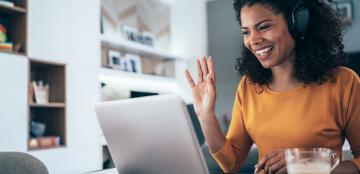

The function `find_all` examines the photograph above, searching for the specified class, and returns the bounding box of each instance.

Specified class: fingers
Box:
[184,69,195,88]
[207,56,216,83]
[265,151,286,174]
[196,59,204,83]
[201,56,209,80]
[275,166,287,174]
[256,152,277,172]
[196,56,214,84]
[206,75,215,93]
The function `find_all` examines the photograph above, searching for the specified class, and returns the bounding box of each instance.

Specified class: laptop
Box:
[94,95,209,174]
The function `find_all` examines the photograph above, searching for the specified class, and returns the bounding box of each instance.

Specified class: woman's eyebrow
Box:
[241,19,272,29]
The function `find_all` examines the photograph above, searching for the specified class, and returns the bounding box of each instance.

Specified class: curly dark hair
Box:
[233,0,347,85]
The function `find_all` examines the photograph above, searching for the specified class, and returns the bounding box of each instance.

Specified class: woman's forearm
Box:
[332,160,359,174]
[198,112,226,153]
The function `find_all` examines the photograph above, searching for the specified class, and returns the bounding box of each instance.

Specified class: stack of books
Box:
[29,136,61,149]
[0,23,13,52]
[0,42,13,51]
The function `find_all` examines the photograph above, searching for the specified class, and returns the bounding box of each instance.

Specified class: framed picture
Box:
[108,50,124,70]
[125,54,142,74]
[333,1,353,25]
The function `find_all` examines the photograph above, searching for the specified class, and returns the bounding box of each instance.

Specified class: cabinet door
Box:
[67,0,101,67]
[28,0,67,63]
[0,54,28,152]
[66,64,102,147]
[29,146,102,173]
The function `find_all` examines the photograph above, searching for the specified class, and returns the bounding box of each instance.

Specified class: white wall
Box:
[170,0,208,103]
[206,0,242,131]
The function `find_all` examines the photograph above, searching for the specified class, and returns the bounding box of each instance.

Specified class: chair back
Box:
[0,152,48,174]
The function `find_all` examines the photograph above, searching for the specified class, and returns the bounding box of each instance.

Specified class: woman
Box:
[184,0,360,173]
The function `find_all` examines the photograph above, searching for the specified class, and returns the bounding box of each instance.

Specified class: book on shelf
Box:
[0,0,14,7]
[0,42,13,51]
[29,136,61,149]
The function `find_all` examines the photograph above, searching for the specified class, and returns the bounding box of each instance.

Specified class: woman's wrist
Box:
[197,111,216,122]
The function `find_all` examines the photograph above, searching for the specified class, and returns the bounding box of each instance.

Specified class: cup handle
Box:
[330,151,340,171]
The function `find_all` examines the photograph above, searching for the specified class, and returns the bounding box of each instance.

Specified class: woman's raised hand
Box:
[184,56,216,118]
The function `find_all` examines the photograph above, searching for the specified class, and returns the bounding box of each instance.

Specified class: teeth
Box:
[255,47,272,56]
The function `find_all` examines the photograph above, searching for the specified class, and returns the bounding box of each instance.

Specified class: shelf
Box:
[0,50,26,56]
[0,0,27,54]
[30,102,66,108]
[101,34,184,60]
[28,145,66,151]
[28,60,66,151]
[0,4,26,14]
[100,67,176,83]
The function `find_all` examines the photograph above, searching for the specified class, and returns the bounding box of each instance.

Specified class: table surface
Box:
[84,168,118,174]
[84,168,223,174]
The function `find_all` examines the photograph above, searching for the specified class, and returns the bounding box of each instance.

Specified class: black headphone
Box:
[288,0,309,39]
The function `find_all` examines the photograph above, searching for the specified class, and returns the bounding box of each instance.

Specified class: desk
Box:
[85,168,118,174]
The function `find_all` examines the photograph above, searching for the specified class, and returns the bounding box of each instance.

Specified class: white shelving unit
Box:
[100,67,176,82]
[99,67,181,96]
[100,33,188,99]
[101,34,185,61]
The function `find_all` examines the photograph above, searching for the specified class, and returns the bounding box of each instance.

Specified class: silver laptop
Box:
[94,95,209,174]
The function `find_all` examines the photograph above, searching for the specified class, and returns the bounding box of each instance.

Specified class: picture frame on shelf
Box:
[332,1,353,25]
[125,54,142,74]
[142,31,155,47]
[121,24,155,47]
[108,50,125,71]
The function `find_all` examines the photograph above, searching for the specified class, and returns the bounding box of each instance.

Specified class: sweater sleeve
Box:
[210,77,254,173]
[343,71,360,169]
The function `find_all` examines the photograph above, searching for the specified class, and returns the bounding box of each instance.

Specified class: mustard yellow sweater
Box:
[211,67,360,173]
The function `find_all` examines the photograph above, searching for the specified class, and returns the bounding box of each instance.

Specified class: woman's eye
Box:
[242,31,250,35]
[259,25,270,30]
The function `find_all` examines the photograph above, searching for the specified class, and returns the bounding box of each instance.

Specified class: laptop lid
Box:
[94,95,209,174]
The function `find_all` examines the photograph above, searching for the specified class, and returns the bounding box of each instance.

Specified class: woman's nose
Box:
[249,32,263,46]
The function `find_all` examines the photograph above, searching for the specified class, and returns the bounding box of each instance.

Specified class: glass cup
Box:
[285,148,340,174]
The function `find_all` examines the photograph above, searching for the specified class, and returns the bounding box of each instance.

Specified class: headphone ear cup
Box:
[293,6,309,37]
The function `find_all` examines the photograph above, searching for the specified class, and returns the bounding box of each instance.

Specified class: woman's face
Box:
[240,3,295,69]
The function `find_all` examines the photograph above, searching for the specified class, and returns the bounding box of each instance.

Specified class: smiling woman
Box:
[234,0,347,86]
[240,4,296,70]
[184,0,360,174]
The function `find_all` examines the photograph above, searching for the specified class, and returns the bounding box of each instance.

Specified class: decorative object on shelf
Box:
[101,82,131,101]
[0,23,13,52]
[31,81,49,104]
[142,31,155,47]
[30,121,46,137]
[141,57,175,77]
[121,24,155,47]
[125,53,142,73]
[0,0,14,7]
[332,0,353,25]
[28,136,60,149]
[108,49,126,70]
[101,0,170,50]
[154,59,175,77]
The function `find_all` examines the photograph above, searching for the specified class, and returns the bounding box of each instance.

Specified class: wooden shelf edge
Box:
[100,67,177,82]
[101,34,185,60]
[0,4,26,13]
[0,50,26,56]
[28,145,66,151]
[29,102,66,108]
